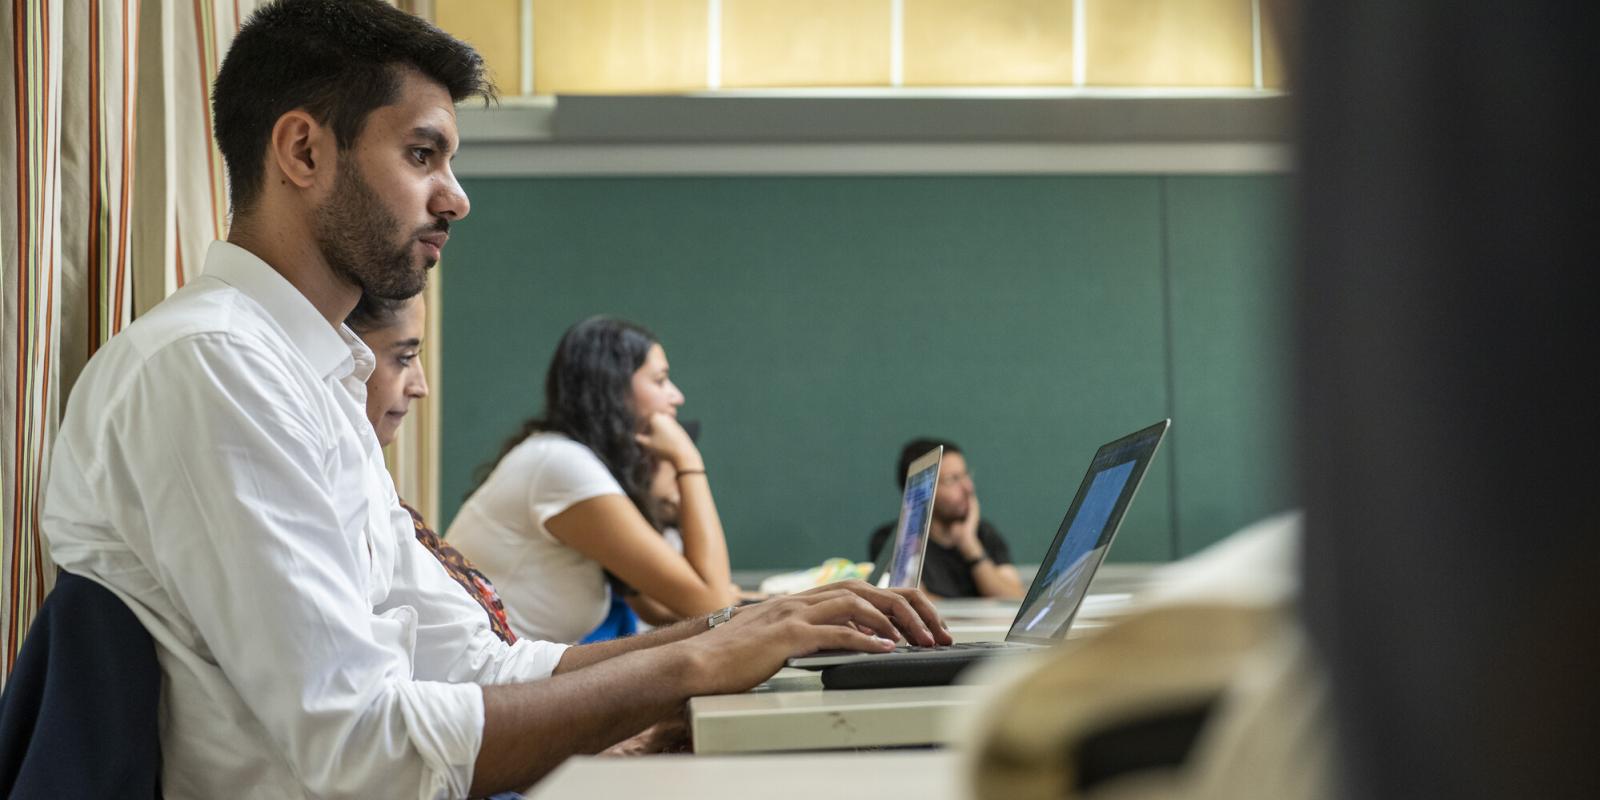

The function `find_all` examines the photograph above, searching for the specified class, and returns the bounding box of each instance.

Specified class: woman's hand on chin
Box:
[636,411,702,471]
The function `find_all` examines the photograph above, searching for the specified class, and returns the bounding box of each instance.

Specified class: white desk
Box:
[937,597,1018,643]
[690,671,980,754]
[941,592,1129,642]
[688,591,1138,755]
[524,751,964,800]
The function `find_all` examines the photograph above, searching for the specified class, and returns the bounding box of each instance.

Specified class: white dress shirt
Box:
[41,241,568,799]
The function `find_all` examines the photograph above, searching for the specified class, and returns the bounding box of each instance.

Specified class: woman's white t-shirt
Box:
[445,432,624,644]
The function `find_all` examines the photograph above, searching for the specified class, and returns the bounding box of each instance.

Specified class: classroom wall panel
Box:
[440,175,1289,569]
[1163,176,1297,554]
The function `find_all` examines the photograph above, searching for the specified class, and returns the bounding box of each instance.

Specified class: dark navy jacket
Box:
[0,570,161,798]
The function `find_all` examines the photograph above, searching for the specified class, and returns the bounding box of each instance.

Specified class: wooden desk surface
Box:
[525,751,964,800]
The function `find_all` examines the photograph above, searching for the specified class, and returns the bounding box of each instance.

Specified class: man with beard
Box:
[869,439,1026,599]
[37,1,947,797]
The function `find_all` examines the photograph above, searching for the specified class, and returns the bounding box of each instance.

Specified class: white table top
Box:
[525,751,965,800]
[690,677,980,754]
[688,591,1135,754]
[941,592,1127,642]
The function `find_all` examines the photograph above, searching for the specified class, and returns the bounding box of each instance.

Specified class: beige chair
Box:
[957,513,1332,800]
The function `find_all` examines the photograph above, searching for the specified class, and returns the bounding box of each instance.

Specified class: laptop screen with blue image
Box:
[1007,421,1168,644]
[887,455,940,588]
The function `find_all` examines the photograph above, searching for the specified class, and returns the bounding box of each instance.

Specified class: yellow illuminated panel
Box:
[722,0,892,88]
[1085,0,1255,87]
[1260,0,1289,88]
[435,0,524,95]
[903,0,1074,86]
[533,0,708,94]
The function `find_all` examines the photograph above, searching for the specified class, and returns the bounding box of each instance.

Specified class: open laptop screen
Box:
[1007,420,1169,645]
[882,448,941,588]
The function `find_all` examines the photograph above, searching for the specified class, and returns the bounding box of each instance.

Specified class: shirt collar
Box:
[201,240,361,380]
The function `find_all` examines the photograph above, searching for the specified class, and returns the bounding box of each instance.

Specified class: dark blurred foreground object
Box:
[1296,1,1600,799]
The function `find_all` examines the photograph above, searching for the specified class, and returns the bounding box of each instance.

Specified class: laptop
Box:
[787,420,1170,687]
[864,446,943,589]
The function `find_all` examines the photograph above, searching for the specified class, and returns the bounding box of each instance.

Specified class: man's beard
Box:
[314,161,437,301]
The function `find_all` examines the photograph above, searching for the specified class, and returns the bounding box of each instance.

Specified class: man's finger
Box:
[870,588,938,647]
[887,588,952,645]
[802,594,899,641]
[836,582,943,647]
[796,624,896,658]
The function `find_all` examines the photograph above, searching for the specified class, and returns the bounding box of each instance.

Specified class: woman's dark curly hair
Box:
[475,316,661,528]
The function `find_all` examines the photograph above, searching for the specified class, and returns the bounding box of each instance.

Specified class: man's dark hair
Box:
[897,438,961,488]
[344,292,409,334]
[212,0,493,213]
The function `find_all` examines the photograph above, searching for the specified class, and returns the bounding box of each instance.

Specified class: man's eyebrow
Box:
[409,126,455,156]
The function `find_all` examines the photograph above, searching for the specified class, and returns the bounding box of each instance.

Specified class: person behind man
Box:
[348,292,690,755]
[38,2,947,797]
[869,438,1026,599]
[347,293,520,644]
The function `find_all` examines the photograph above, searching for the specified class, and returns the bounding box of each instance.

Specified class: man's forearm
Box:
[473,640,707,795]
[972,560,1025,599]
[553,611,717,673]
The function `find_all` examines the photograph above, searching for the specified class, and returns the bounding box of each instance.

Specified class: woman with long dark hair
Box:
[446,316,736,643]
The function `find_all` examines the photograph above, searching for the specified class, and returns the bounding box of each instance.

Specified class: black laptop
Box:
[787,420,1170,688]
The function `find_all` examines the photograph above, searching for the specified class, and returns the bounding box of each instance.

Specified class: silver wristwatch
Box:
[708,605,736,629]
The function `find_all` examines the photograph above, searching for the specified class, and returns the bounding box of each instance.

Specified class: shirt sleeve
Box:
[393,506,569,685]
[109,336,483,800]
[979,520,1014,565]
[525,437,625,530]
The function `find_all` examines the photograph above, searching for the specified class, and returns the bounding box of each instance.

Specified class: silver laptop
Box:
[864,446,942,589]
[789,420,1169,671]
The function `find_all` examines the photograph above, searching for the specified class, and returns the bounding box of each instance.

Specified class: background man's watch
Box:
[708,606,736,628]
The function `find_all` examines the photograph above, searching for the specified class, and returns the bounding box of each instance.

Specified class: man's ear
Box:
[267,109,333,193]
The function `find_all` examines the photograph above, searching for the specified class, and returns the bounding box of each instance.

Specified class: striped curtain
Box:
[130,0,258,315]
[1,0,261,682]
[2,0,66,681]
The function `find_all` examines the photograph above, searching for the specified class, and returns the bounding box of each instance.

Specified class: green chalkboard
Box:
[1164,177,1299,553]
[438,175,1291,568]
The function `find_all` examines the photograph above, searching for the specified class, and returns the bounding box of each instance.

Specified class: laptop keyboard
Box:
[891,641,1012,653]
[790,640,1018,665]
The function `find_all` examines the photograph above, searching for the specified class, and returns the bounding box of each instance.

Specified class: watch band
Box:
[964,553,990,569]
[708,605,736,628]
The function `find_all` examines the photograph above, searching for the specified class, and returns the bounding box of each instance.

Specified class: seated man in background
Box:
[870,438,1026,599]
